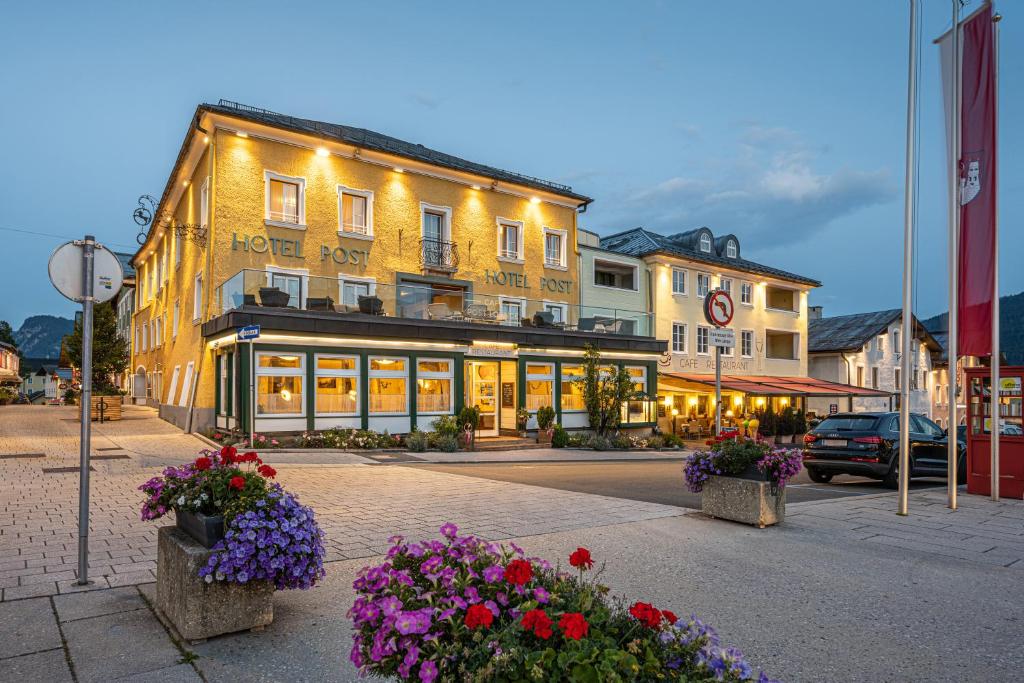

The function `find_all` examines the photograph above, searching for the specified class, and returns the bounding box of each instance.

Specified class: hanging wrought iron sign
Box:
[131,194,207,248]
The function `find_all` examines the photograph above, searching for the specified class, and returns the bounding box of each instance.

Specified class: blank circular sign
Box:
[48,241,124,304]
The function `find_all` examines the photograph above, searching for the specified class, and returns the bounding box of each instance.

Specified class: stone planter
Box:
[536,429,553,445]
[176,510,225,549]
[156,526,273,643]
[701,475,785,528]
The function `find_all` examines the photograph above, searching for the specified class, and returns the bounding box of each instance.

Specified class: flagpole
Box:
[897,0,919,517]
[946,0,961,510]
[990,10,1001,501]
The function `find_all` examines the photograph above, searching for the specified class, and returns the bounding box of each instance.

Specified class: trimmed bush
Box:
[405,430,428,452]
[551,424,569,448]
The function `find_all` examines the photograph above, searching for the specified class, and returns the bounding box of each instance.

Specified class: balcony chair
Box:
[258,287,291,308]
[358,295,384,315]
[532,311,555,328]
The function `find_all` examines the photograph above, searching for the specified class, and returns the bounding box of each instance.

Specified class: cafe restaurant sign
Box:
[231,232,369,266]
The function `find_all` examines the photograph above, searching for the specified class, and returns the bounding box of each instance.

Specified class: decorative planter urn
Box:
[156,526,273,643]
[176,510,226,549]
[701,475,785,528]
[537,429,553,445]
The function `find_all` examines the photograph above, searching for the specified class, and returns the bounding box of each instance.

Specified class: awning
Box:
[659,372,891,398]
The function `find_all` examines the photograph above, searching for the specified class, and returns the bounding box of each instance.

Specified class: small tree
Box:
[573,344,638,437]
[64,305,128,395]
[0,320,18,354]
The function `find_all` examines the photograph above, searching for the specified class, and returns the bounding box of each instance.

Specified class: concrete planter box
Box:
[701,475,785,528]
[176,510,226,549]
[156,526,273,643]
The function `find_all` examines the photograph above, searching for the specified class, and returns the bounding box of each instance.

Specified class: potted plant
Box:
[350,525,778,682]
[683,436,802,528]
[535,405,556,444]
[140,446,326,641]
[516,407,530,436]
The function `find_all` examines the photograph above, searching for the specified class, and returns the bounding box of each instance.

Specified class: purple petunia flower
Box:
[419,660,438,683]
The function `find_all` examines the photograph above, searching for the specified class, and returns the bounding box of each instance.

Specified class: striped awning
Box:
[659,372,891,398]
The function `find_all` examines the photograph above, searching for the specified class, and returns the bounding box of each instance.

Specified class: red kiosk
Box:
[965,366,1024,498]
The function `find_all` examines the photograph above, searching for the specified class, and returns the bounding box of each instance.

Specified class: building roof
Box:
[202,100,593,204]
[808,309,942,354]
[598,227,820,287]
[0,341,16,354]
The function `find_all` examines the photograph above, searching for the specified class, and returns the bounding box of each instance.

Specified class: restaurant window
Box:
[671,268,687,295]
[265,171,305,226]
[741,329,753,358]
[256,353,304,416]
[315,354,359,415]
[696,326,710,355]
[740,282,753,305]
[338,186,373,236]
[525,363,554,412]
[561,363,585,412]
[697,273,710,297]
[417,358,453,415]
[497,219,523,260]
[626,366,647,394]
[543,228,566,268]
[672,322,687,354]
[622,366,651,424]
[369,357,408,415]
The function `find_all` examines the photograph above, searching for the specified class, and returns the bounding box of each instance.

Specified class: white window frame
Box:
[337,185,374,239]
[178,361,195,408]
[893,330,901,353]
[166,365,180,405]
[265,266,309,310]
[421,202,452,242]
[699,233,712,253]
[368,356,409,416]
[592,256,639,292]
[542,227,568,270]
[740,282,753,306]
[696,325,711,356]
[560,363,586,413]
[255,352,305,417]
[726,239,737,258]
[625,365,648,394]
[264,170,306,229]
[542,301,568,324]
[192,274,203,323]
[720,277,733,296]
[672,322,688,354]
[696,272,710,298]
[496,218,524,263]
[172,301,179,339]
[741,329,754,358]
[314,353,360,417]
[525,362,555,413]
[416,357,454,416]
[671,267,687,295]
[337,275,377,309]
[498,296,526,326]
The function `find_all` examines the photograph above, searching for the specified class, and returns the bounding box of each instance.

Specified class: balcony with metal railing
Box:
[212,269,654,337]
[420,238,459,272]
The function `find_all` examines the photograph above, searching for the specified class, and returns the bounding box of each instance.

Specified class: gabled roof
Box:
[808,309,941,354]
[599,227,820,287]
[202,100,593,203]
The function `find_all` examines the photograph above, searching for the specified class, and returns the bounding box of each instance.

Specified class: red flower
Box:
[568,547,594,570]
[503,559,533,586]
[193,456,212,471]
[220,446,237,464]
[557,612,589,640]
[521,609,553,639]
[229,475,246,491]
[257,464,277,479]
[629,601,664,628]
[464,604,493,629]
[662,610,678,625]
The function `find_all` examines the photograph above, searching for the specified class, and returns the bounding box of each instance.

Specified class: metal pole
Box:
[897,0,919,516]
[250,339,256,448]
[77,235,95,585]
[714,346,722,436]
[991,11,1001,501]
[947,0,961,510]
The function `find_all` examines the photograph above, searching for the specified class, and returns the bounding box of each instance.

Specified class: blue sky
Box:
[0,0,1019,328]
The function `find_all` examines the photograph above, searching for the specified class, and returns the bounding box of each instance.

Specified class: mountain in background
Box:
[922,291,1024,365]
[13,315,73,359]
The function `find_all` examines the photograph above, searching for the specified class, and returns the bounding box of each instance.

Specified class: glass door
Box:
[466,361,499,436]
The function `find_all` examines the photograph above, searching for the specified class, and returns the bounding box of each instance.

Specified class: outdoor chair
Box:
[307,296,334,312]
[520,317,534,327]
[533,311,555,328]
[577,318,596,332]
[358,295,384,315]
[258,287,291,308]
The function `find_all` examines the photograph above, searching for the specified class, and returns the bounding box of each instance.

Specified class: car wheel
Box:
[957,452,967,485]
[883,459,901,489]
[807,469,833,484]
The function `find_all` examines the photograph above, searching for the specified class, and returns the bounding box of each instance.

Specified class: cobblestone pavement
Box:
[0,405,684,601]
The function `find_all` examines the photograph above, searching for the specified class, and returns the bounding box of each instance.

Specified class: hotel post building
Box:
[131,101,663,437]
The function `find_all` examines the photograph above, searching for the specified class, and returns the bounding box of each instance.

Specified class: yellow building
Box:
[132,100,662,437]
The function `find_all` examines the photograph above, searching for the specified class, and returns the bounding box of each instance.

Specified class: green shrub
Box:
[647,435,665,449]
[457,405,480,432]
[566,432,589,448]
[405,430,428,452]
[535,405,556,430]
[587,434,612,451]
[611,434,633,449]
[431,415,461,437]
[661,433,685,449]
[436,434,460,452]
[551,424,569,448]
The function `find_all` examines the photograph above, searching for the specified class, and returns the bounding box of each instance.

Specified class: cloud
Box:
[410,92,442,109]
[619,125,895,246]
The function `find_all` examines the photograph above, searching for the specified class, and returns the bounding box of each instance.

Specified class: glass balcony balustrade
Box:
[213,269,653,337]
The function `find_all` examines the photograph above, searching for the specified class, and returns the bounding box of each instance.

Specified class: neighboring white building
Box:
[20,365,59,402]
[807,308,940,418]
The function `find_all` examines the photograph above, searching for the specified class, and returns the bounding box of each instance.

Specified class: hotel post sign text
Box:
[484,269,573,294]
[230,232,369,266]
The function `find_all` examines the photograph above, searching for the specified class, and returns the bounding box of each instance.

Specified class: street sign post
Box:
[703,288,735,437]
[237,326,260,449]
[237,325,261,341]
[48,236,124,586]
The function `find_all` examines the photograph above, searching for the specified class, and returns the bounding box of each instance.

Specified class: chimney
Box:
[808,305,823,320]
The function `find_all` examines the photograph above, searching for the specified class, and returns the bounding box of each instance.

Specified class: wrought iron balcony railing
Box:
[420,238,459,271]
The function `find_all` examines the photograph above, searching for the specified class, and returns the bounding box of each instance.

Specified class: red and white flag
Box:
[940,3,997,358]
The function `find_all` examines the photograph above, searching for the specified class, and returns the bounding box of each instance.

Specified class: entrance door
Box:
[466,361,499,436]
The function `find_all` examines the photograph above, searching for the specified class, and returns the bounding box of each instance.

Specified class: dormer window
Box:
[699,234,712,253]
[726,240,737,258]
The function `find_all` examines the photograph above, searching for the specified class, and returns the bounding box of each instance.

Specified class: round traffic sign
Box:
[48,240,124,304]
[704,289,734,327]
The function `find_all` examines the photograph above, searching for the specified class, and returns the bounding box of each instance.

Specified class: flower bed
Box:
[684,437,802,494]
[140,446,326,591]
[350,525,777,682]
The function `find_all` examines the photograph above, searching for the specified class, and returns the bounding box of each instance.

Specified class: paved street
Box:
[2,404,1024,681]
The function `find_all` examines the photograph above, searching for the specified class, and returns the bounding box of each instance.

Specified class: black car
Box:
[802,412,966,488]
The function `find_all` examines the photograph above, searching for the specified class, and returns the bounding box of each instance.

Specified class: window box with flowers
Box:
[683,437,802,528]
[140,446,326,641]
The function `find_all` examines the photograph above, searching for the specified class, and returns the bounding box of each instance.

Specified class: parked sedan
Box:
[802,412,965,489]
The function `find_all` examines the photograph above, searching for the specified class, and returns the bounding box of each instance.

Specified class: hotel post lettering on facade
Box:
[128,100,663,437]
